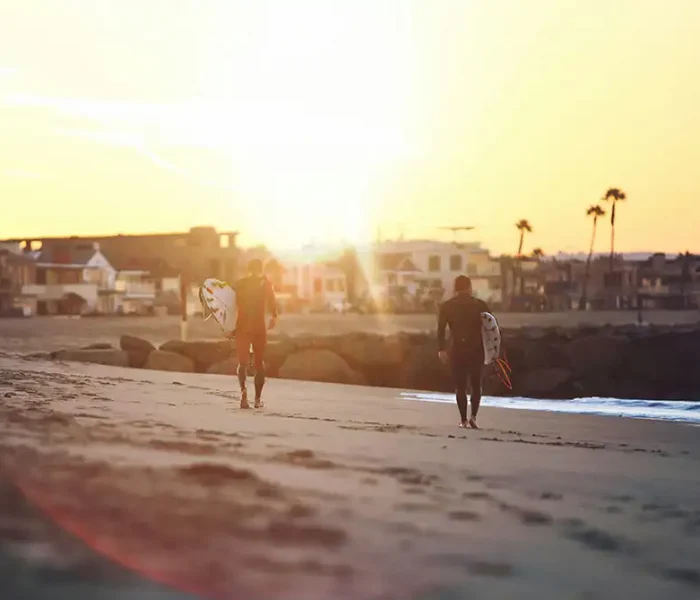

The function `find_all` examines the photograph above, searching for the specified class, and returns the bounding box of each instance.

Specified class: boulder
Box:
[264,339,297,376]
[566,334,624,376]
[519,367,572,397]
[336,333,407,368]
[207,357,238,375]
[159,340,234,369]
[126,349,151,369]
[145,350,195,373]
[119,335,155,353]
[53,349,129,368]
[398,343,453,393]
[278,349,366,385]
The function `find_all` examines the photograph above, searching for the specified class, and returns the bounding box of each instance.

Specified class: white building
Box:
[282,261,347,311]
[372,239,502,305]
[22,243,156,315]
[114,270,157,315]
[21,244,116,314]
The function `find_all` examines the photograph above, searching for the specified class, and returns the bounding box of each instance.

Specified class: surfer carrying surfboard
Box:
[233,259,278,409]
[437,275,490,429]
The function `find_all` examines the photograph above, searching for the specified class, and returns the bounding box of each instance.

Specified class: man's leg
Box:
[467,361,484,428]
[251,332,268,407]
[450,351,469,426]
[235,334,251,408]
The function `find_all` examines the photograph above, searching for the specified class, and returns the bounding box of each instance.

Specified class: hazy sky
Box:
[2,0,699,253]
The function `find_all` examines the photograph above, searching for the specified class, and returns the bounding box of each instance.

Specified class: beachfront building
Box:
[21,243,118,315]
[281,260,348,312]
[635,252,700,309]
[3,226,241,288]
[371,239,503,309]
[0,248,36,316]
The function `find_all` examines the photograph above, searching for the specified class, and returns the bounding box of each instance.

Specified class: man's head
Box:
[247,258,263,276]
[454,275,472,295]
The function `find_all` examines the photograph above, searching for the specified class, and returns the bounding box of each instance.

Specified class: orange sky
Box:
[1,0,699,255]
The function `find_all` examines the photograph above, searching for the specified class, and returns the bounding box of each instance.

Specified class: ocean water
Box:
[400,392,700,424]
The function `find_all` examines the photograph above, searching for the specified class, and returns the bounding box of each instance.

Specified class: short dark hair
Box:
[454,275,472,293]
[247,258,263,274]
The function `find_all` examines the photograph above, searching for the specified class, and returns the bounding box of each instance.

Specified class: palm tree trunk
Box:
[516,231,525,303]
[609,201,616,272]
[580,217,597,310]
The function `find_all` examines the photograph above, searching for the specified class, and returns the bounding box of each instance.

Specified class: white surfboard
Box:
[199,278,237,336]
[481,312,501,365]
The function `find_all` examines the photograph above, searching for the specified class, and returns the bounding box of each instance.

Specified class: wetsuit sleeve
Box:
[437,303,448,351]
[266,280,278,318]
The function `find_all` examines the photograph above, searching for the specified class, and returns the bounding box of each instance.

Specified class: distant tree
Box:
[531,248,545,261]
[603,187,626,272]
[515,219,533,257]
[515,220,533,298]
[579,205,606,310]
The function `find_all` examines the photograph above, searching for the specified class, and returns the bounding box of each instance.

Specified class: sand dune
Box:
[1,353,700,599]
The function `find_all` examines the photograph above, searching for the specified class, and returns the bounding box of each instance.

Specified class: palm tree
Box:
[531,248,544,261]
[603,188,626,271]
[579,204,606,310]
[514,220,533,299]
[515,219,533,257]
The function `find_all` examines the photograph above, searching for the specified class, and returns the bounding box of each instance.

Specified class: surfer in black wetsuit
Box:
[233,259,278,409]
[437,275,490,429]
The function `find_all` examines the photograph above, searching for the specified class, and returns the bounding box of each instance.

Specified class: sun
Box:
[211,2,416,249]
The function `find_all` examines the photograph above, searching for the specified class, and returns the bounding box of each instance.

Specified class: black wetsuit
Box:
[233,275,278,400]
[437,293,490,422]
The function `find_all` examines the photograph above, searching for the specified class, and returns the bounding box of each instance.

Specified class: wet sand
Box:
[1,352,700,599]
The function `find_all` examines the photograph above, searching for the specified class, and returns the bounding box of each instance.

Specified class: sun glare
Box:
[208,2,416,248]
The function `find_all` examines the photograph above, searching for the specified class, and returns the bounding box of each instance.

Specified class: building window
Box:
[428,255,441,272]
[450,255,462,271]
[604,272,623,288]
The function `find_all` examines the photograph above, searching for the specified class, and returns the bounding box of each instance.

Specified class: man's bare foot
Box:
[254,398,264,409]
[458,421,468,428]
[240,388,250,409]
[468,418,479,429]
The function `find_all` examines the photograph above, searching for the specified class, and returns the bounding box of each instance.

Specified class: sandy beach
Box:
[1,352,699,599]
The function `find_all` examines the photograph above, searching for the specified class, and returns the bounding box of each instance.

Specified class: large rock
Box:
[336,333,407,368]
[398,343,453,393]
[159,340,234,370]
[120,335,155,353]
[145,350,195,373]
[519,367,572,397]
[264,339,296,376]
[53,349,129,368]
[278,349,366,385]
[566,334,624,376]
[206,357,237,375]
